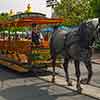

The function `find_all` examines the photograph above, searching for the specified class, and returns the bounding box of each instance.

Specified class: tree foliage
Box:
[54,0,95,25]
[0,12,9,21]
[90,0,100,17]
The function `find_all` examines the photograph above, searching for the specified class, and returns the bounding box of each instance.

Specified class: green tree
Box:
[0,12,9,21]
[90,0,100,17]
[54,0,93,25]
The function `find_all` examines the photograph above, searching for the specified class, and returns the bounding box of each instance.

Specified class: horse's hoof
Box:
[51,78,55,83]
[77,85,82,94]
[67,80,72,86]
[77,87,82,94]
[80,78,89,84]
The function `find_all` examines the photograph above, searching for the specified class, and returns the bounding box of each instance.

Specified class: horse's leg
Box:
[81,60,93,84]
[51,55,56,83]
[74,60,82,93]
[63,58,72,86]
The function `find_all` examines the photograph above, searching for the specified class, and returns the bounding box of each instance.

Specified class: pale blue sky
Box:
[0,0,53,17]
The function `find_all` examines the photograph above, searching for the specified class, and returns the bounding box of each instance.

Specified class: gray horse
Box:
[50,18,100,92]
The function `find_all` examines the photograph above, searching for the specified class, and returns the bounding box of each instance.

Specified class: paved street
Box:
[0,63,100,100]
[51,62,100,88]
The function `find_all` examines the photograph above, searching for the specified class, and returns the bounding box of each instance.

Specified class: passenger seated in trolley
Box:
[31,23,44,47]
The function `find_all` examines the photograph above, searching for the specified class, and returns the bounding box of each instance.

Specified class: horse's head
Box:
[87,18,100,41]
[79,18,100,47]
[96,18,100,40]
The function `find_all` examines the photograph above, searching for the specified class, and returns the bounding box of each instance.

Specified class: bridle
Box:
[95,23,100,41]
[88,23,100,49]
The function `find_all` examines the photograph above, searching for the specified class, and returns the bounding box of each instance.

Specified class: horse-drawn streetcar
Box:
[0,12,64,72]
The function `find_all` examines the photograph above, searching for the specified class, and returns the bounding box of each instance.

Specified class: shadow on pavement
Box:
[0,65,96,100]
[0,64,52,81]
[0,77,79,100]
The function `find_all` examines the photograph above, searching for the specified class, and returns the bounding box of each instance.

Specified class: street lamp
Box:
[46,0,57,18]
